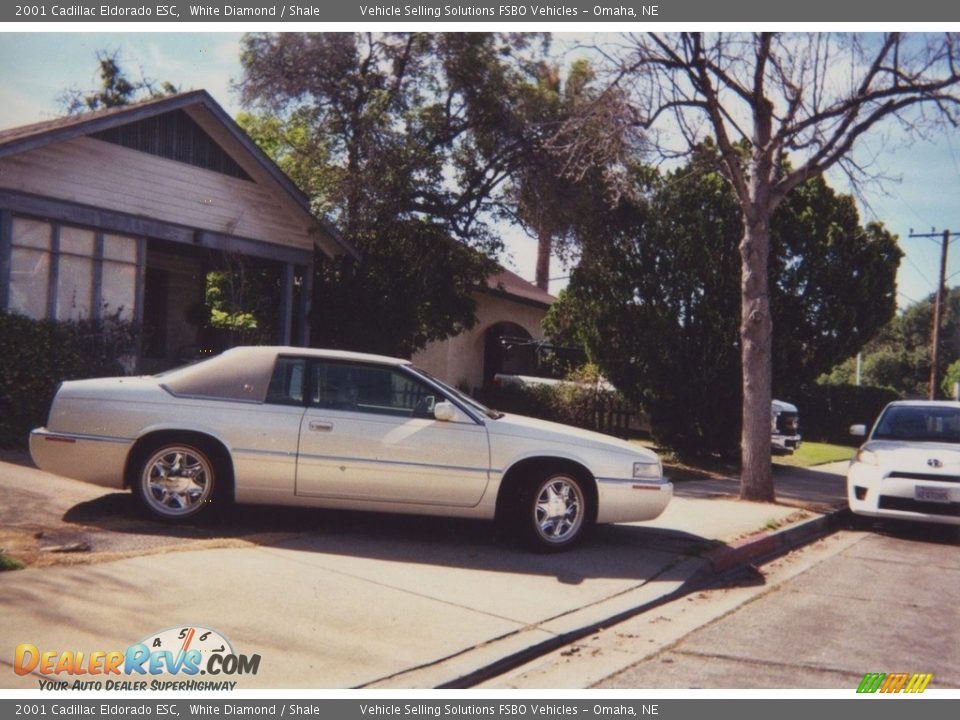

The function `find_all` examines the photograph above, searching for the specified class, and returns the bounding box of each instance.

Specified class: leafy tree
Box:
[202,256,281,347]
[824,287,960,398]
[769,177,902,397]
[560,32,960,500]
[59,49,178,114]
[546,152,901,458]
[238,32,561,356]
[504,59,627,289]
[941,359,960,400]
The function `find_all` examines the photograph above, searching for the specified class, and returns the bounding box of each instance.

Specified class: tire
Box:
[520,471,589,552]
[134,442,216,521]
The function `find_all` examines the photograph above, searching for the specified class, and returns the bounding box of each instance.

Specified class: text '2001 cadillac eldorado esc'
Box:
[30,346,672,551]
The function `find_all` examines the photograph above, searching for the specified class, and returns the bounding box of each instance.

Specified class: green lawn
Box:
[774,441,856,468]
[632,437,856,476]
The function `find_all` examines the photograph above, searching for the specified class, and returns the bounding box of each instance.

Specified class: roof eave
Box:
[478,285,553,310]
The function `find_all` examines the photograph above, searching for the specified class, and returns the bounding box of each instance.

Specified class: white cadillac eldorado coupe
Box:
[30,346,672,550]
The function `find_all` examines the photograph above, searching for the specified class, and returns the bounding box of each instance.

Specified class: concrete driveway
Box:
[0,455,837,689]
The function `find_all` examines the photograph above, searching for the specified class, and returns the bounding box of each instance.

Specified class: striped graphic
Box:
[857,672,933,694]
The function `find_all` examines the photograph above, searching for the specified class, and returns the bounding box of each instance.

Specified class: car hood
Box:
[489,412,658,461]
[863,440,960,472]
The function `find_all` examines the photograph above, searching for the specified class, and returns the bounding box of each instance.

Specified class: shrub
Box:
[478,366,642,439]
[797,383,901,445]
[0,312,137,448]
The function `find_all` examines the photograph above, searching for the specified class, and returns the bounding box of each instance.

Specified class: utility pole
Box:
[909,228,958,399]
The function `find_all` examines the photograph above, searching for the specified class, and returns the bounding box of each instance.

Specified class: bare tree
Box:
[561,33,960,501]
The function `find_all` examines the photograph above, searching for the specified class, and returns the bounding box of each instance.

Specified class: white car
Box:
[847,400,960,526]
[771,400,801,454]
[30,346,672,551]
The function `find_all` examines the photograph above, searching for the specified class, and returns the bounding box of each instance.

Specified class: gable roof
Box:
[0,90,358,260]
[484,267,556,309]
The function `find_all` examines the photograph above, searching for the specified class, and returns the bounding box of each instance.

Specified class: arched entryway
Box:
[482,321,538,388]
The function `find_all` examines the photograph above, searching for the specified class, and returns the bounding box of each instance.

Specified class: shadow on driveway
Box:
[59,491,731,585]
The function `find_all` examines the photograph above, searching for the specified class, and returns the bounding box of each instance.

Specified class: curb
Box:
[704,506,851,574]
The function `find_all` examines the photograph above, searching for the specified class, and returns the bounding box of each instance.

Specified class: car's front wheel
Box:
[135,443,216,521]
[521,471,589,551]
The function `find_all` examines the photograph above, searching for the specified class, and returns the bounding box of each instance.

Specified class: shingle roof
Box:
[0,92,189,149]
[484,267,556,308]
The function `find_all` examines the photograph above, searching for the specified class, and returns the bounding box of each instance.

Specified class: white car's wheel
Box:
[136,443,215,520]
[523,471,588,551]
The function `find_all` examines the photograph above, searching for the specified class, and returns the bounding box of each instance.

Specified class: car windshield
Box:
[410,368,503,420]
[873,405,960,443]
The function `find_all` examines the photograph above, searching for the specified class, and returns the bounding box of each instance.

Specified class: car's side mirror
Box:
[849,424,867,437]
[434,401,464,423]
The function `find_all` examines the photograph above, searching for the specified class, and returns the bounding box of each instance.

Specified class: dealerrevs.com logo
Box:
[14,626,261,691]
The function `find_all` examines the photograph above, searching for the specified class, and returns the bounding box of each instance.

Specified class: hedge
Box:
[0,312,137,448]
[478,378,898,450]
[796,383,901,445]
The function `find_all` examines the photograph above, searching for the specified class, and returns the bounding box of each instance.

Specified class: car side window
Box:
[265,357,306,406]
[310,362,436,418]
[311,362,357,410]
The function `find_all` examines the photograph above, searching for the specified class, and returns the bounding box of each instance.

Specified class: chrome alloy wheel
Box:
[532,474,585,545]
[139,445,214,518]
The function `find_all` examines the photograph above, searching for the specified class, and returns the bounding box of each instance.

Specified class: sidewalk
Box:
[674,459,850,511]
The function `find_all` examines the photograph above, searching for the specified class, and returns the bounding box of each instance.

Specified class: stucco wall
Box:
[412,291,548,392]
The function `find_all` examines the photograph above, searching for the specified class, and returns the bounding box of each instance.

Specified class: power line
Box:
[897,290,920,307]
[901,247,936,287]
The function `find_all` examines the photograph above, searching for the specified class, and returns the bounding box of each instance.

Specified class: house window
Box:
[9,218,51,318]
[102,233,137,320]
[6,217,138,323]
[57,226,95,321]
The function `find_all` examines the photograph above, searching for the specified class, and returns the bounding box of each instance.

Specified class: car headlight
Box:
[633,460,662,480]
[855,448,879,466]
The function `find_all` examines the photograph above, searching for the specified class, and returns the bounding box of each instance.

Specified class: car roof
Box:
[243,345,411,366]
[886,400,960,408]
[159,346,411,403]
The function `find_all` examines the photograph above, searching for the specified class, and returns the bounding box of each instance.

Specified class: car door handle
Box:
[309,421,333,432]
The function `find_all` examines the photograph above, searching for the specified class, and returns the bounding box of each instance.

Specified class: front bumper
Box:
[595,477,673,524]
[29,428,131,488]
[772,433,802,454]
[847,462,960,526]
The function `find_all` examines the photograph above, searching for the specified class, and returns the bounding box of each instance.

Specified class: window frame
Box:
[5,214,139,323]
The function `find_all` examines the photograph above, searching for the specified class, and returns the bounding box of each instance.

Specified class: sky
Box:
[1,31,959,309]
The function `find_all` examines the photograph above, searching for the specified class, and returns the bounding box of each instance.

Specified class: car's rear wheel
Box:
[521,471,588,552]
[135,443,216,521]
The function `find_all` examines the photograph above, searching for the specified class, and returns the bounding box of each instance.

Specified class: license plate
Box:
[916,486,951,503]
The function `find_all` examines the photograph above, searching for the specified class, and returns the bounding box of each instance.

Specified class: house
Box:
[0,90,356,371]
[412,267,556,392]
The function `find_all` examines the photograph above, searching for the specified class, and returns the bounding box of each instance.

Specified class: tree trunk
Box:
[535,227,551,291]
[739,210,775,502]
